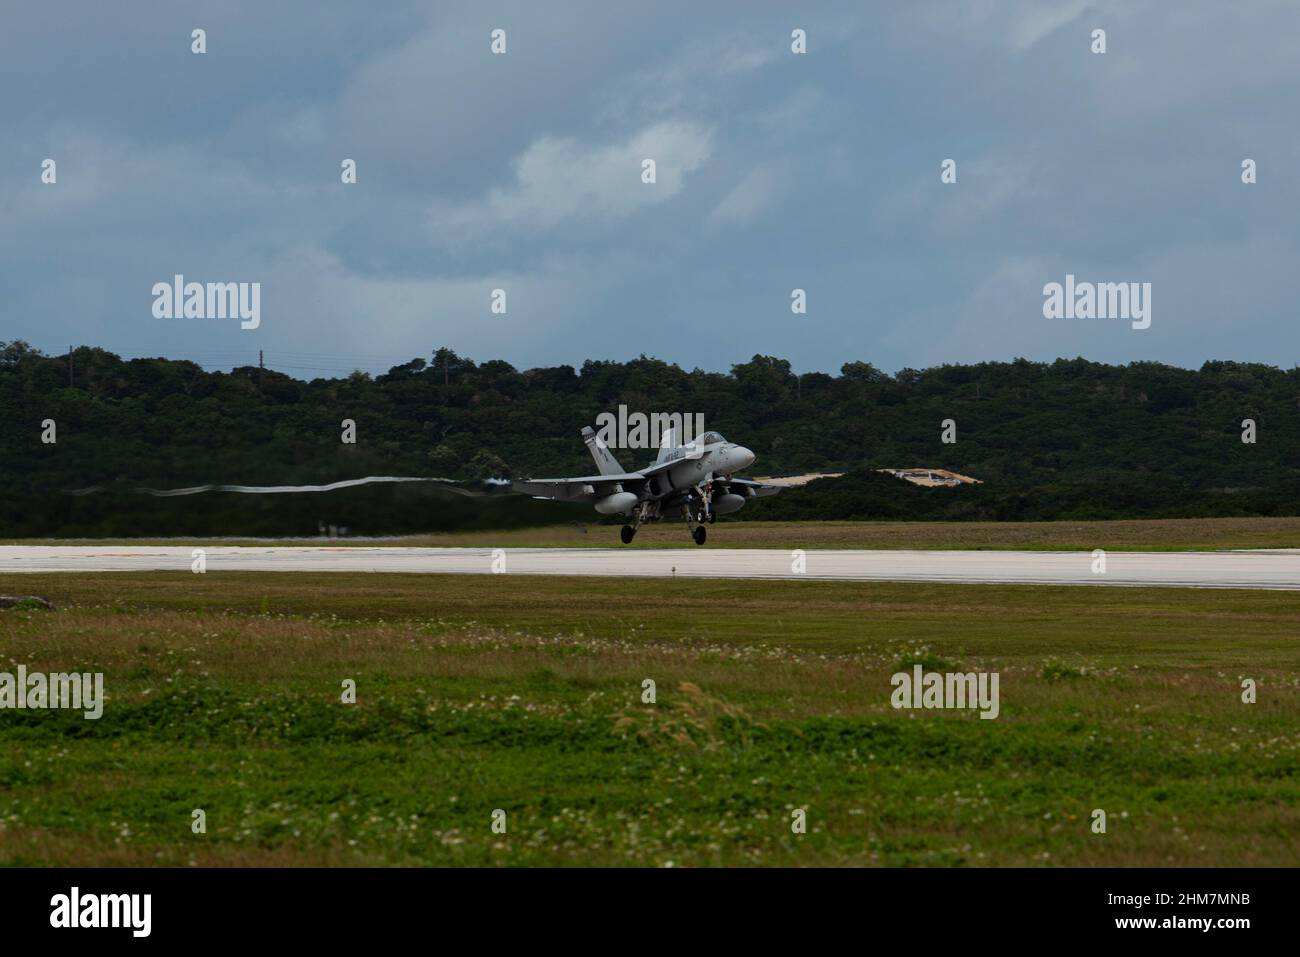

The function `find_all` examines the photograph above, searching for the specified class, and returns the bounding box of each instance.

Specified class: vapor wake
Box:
[66,477,505,497]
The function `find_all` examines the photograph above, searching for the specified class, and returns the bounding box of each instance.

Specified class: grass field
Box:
[6,515,1300,551]
[1,572,1297,867]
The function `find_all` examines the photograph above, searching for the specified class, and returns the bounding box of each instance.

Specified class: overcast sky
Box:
[3,1,1298,378]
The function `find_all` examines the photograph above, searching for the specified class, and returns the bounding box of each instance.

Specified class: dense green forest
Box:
[2,340,1297,536]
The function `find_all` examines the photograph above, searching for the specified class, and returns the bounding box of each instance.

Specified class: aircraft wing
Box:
[511,473,646,502]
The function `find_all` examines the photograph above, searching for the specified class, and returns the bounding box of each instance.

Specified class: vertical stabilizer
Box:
[655,426,679,464]
[581,426,627,476]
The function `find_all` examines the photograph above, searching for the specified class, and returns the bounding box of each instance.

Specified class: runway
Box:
[1,545,1297,589]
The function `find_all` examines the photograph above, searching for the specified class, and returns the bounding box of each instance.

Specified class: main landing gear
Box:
[619,497,710,546]
[620,503,651,544]
[621,521,705,545]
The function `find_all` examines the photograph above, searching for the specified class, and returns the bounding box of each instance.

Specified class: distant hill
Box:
[3,341,1298,535]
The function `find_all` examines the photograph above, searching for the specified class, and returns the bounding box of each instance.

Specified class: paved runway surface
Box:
[2,546,1297,589]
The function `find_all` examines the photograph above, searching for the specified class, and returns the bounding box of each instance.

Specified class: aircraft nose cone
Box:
[735,446,755,470]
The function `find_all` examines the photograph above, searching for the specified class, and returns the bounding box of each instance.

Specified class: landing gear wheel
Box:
[620,525,636,544]
[708,513,717,525]
[692,526,707,546]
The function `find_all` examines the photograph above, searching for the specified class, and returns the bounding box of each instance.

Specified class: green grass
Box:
[0,572,1296,866]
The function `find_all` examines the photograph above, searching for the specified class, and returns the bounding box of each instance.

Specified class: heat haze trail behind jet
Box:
[66,476,501,497]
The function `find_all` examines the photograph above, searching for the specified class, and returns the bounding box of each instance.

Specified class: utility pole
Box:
[68,345,73,388]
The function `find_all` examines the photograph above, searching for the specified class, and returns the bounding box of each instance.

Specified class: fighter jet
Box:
[511,427,783,545]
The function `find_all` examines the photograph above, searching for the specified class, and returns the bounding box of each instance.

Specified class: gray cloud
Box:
[2,1,1298,377]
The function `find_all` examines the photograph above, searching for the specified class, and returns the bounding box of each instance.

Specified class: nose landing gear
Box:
[684,501,708,545]
[684,483,713,544]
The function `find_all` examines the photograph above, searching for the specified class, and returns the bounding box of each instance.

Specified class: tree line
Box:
[2,340,1297,536]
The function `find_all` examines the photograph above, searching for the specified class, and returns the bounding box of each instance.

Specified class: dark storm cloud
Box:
[2,1,1297,376]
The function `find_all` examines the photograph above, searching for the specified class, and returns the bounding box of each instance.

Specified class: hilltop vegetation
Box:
[2,341,1298,536]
